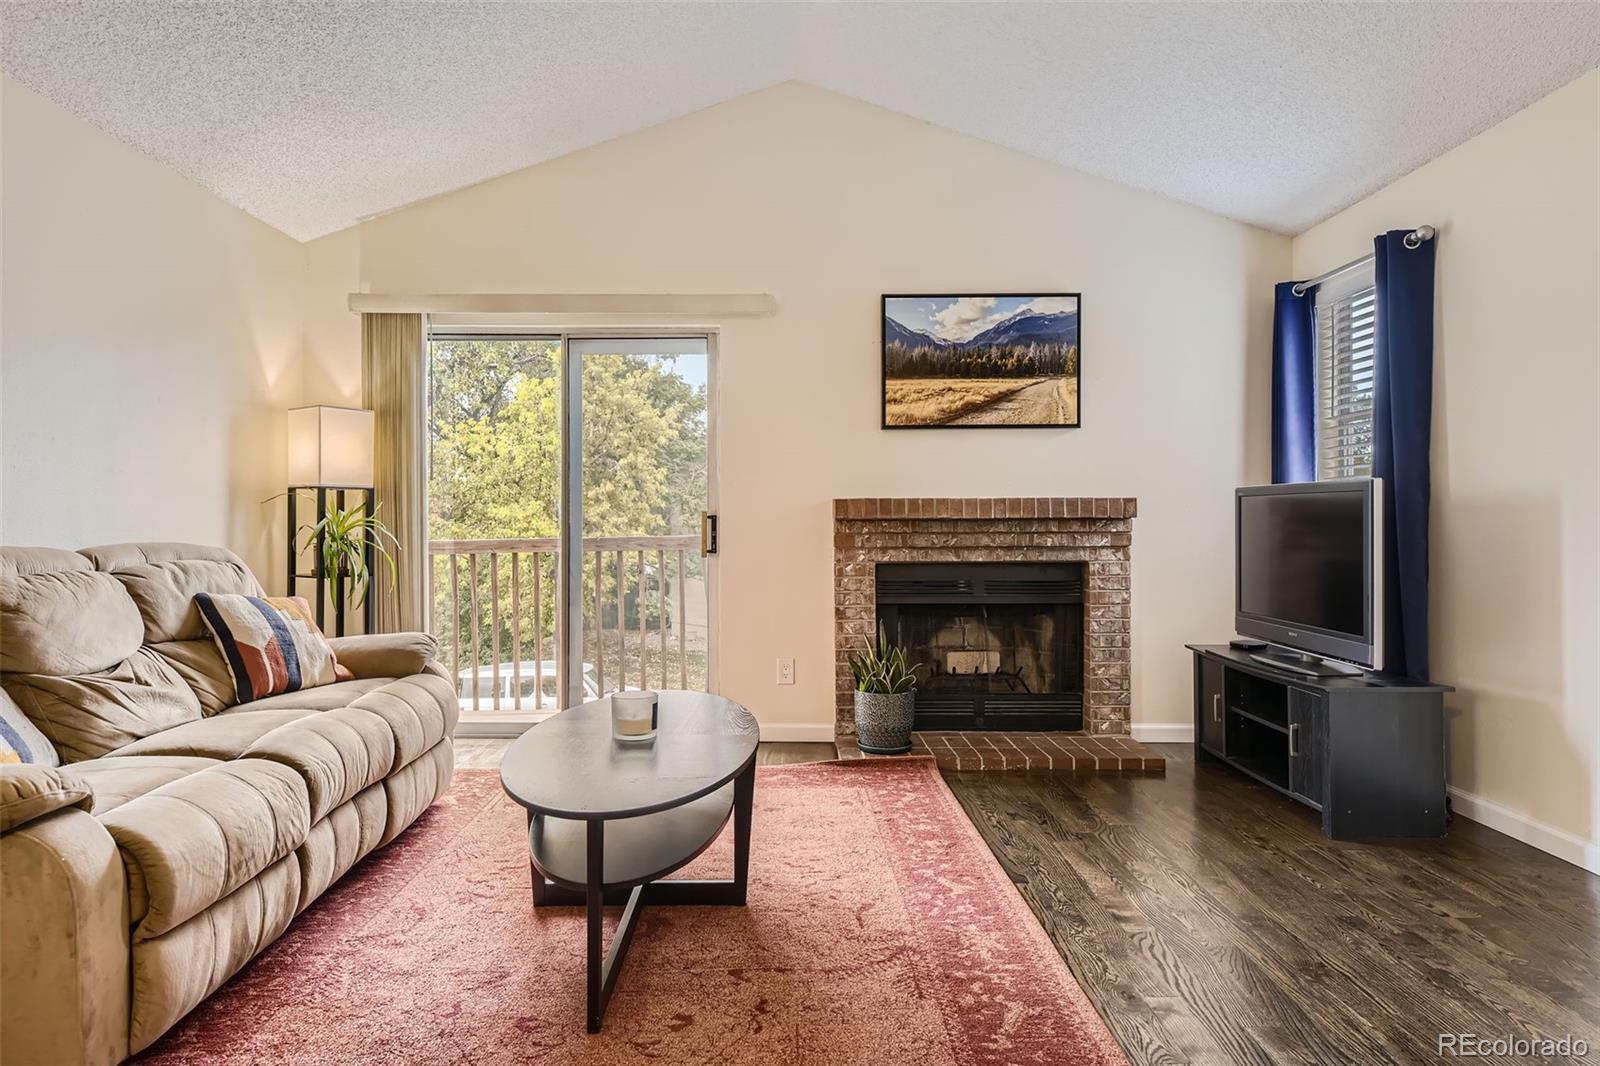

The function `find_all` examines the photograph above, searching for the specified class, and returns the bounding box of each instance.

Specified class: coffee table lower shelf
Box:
[530,784,735,890]
[525,771,754,1032]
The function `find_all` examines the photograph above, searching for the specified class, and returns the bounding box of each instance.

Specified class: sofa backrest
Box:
[0,543,262,763]
[81,543,263,716]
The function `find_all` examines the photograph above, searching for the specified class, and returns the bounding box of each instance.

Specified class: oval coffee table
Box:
[500,690,759,1032]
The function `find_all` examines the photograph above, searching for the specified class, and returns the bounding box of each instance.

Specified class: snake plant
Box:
[849,622,919,694]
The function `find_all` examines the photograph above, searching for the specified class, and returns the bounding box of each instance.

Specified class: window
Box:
[1313,265,1377,480]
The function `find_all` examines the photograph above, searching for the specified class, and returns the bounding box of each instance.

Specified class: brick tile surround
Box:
[833,497,1136,740]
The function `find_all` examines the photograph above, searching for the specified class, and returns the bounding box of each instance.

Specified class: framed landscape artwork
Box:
[882,293,1081,428]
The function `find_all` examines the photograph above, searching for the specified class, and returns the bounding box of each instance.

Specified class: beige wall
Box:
[303,227,362,406]
[1,77,305,586]
[1293,71,1599,866]
[305,83,1289,738]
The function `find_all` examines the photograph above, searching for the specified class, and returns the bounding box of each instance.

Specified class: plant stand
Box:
[285,486,375,636]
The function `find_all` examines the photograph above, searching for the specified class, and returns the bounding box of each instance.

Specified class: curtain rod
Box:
[347,292,776,317]
[1291,225,1435,297]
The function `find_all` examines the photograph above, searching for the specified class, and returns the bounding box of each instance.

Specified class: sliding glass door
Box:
[569,338,711,704]
[427,332,713,724]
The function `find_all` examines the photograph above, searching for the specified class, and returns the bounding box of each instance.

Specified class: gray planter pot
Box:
[854,689,916,755]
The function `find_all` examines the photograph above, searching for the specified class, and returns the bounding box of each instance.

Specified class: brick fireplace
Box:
[833,497,1135,739]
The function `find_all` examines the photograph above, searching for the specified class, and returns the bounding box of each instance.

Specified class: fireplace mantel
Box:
[833,497,1136,738]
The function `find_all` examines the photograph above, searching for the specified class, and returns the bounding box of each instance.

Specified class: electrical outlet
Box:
[776,657,795,685]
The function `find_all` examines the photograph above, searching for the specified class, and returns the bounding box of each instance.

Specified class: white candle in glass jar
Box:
[611,691,658,741]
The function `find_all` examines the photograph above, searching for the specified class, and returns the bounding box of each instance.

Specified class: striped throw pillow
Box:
[195,592,340,705]
[1,688,58,766]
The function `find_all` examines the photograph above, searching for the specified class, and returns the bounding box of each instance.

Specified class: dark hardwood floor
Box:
[946,745,1600,1066]
[751,741,839,765]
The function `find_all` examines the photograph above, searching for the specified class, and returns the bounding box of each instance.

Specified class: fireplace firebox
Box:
[876,562,1084,731]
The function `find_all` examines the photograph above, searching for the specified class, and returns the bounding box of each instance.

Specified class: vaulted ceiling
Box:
[3,2,1596,241]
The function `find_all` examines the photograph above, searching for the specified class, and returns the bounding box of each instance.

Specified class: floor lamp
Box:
[286,405,376,636]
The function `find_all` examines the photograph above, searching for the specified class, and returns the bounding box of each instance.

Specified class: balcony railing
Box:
[428,535,704,715]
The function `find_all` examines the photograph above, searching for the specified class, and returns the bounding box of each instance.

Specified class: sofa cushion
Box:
[0,764,92,832]
[108,709,316,760]
[296,783,388,912]
[326,632,439,681]
[243,707,397,823]
[2,545,208,762]
[381,740,453,846]
[149,639,239,716]
[127,853,299,1055]
[227,677,387,714]
[0,553,144,676]
[0,546,90,581]
[67,756,220,815]
[80,541,253,575]
[81,544,262,645]
[4,649,203,764]
[97,759,310,939]
[349,673,460,767]
[85,544,265,718]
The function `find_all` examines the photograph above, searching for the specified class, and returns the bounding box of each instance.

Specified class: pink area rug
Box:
[136,758,1125,1065]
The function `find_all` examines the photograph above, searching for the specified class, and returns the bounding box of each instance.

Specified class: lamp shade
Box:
[287,406,374,488]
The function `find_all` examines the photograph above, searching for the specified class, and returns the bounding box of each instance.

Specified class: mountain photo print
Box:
[882,294,1080,428]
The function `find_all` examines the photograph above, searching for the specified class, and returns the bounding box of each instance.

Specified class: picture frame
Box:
[881,293,1082,429]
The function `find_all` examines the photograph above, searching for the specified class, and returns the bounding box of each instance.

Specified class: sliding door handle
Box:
[700,512,718,557]
[1212,693,1221,722]
[1289,722,1301,757]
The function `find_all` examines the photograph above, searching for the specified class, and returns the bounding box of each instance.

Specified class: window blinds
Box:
[1314,276,1377,480]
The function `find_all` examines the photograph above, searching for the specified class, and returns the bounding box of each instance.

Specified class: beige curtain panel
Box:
[361,313,428,633]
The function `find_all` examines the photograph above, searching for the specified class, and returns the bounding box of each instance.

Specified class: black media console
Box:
[1186,645,1453,839]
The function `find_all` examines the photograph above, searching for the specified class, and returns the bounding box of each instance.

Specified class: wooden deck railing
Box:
[428,535,702,714]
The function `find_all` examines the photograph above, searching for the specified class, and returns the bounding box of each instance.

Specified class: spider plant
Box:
[848,622,919,694]
[297,502,399,610]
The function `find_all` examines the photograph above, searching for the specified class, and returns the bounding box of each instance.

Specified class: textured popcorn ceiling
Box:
[2,2,1596,241]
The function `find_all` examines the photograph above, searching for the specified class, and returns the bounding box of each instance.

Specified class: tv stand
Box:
[1248,648,1362,678]
[1187,645,1453,839]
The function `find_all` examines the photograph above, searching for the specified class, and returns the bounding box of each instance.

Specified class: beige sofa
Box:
[0,543,457,1065]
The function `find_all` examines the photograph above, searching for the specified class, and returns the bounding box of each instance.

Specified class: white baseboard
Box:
[1447,786,1600,875]
[1131,722,1195,744]
[454,719,536,738]
[759,723,837,743]
[1095,723,1598,873]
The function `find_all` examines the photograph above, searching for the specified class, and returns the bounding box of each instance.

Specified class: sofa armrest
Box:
[1,765,92,833]
[327,632,439,680]
[2,799,130,1066]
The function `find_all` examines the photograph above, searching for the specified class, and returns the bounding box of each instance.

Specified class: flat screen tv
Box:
[1235,479,1383,673]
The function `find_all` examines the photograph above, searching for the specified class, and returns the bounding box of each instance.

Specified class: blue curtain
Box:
[1271,282,1316,483]
[1373,230,1436,680]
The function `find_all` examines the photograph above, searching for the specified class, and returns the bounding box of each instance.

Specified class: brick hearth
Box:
[833,497,1135,740]
[835,732,1165,773]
